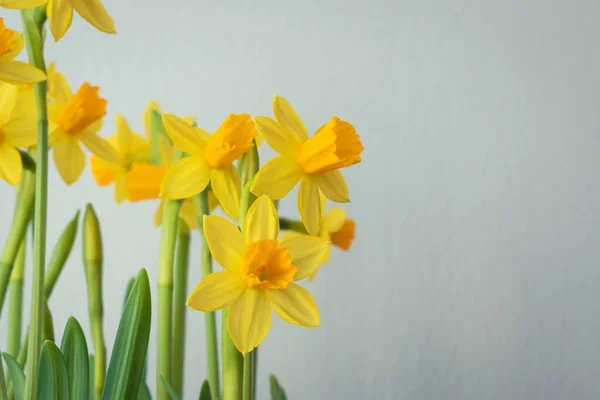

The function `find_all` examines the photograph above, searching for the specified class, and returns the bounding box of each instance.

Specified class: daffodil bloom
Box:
[47,0,116,42]
[0,83,36,185]
[161,113,258,219]
[251,95,363,235]
[0,0,47,9]
[48,76,118,184]
[282,205,356,280]
[0,18,46,85]
[187,196,327,354]
[90,115,150,203]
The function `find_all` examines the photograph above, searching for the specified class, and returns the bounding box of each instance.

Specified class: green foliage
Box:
[2,352,23,400]
[270,374,288,400]
[36,340,70,400]
[199,380,212,400]
[160,375,180,400]
[60,317,90,399]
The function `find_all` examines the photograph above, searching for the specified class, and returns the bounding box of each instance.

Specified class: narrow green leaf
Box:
[3,352,25,400]
[199,380,212,400]
[160,375,181,400]
[137,382,152,400]
[89,354,95,400]
[269,374,288,400]
[36,340,70,400]
[43,301,54,342]
[101,269,151,400]
[60,317,89,399]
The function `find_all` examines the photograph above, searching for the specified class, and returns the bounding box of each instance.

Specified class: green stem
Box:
[172,221,190,396]
[278,218,308,234]
[194,190,220,400]
[7,239,25,356]
[85,261,105,400]
[0,155,35,315]
[242,351,255,400]
[221,308,243,400]
[0,346,7,400]
[157,199,181,400]
[21,7,48,399]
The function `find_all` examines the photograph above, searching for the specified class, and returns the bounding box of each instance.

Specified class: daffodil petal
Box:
[115,170,127,203]
[144,100,161,140]
[210,165,240,220]
[0,144,22,185]
[0,0,48,10]
[179,198,197,229]
[280,235,328,281]
[0,83,18,122]
[47,63,72,106]
[187,271,246,312]
[244,195,278,243]
[272,95,309,143]
[48,0,73,41]
[250,155,301,200]
[266,283,320,327]
[298,176,322,235]
[0,61,46,85]
[115,114,133,154]
[3,117,37,148]
[80,131,119,163]
[53,138,85,185]
[322,207,347,233]
[1,30,23,62]
[154,199,165,226]
[159,136,175,168]
[126,162,164,202]
[279,230,303,241]
[314,170,349,203]
[227,289,272,354]
[89,155,119,186]
[254,116,302,157]
[162,113,208,156]
[160,156,210,199]
[203,215,245,273]
[71,0,116,34]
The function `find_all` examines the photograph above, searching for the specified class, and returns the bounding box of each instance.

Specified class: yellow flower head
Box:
[187,196,327,354]
[90,114,151,203]
[48,73,117,184]
[0,18,45,85]
[47,0,116,41]
[0,83,36,185]
[160,113,258,219]
[0,0,47,9]
[251,95,364,235]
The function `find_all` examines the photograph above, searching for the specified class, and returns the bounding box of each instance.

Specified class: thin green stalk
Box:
[221,307,243,400]
[242,351,254,400]
[0,155,35,315]
[7,239,26,356]
[0,346,7,400]
[83,205,105,400]
[21,6,49,399]
[172,220,190,396]
[157,199,181,400]
[194,189,220,400]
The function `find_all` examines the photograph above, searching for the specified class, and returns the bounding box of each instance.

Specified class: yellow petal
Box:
[0,143,22,185]
[280,235,327,281]
[0,83,18,122]
[159,136,174,168]
[48,0,73,41]
[71,0,116,34]
[298,176,322,235]
[3,117,37,148]
[210,165,240,219]
[179,198,197,229]
[115,114,133,154]
[89,155,119,186]
[279,230,303,241]
[144,100,161,140]
[314,170,349,203]
[126,162,165,202]
[0,0,48,10]
[0,61,46,85]
[53,137,85,184]
[266,283,320,327]
[322,207,347,233]
[254,116,301,157]
[114,170,127,203]
[47,62,72,105]
[187,271,245,312]
[203,215,245,273]
[154,199,165,226]
[272,95,309,143]
[162,113,208,156]
[1,30,23,61]
[79,130,119,163]
[227,289,272,354]
[250,155,301,200]
[244,195,278,243]
[160,156,210,199]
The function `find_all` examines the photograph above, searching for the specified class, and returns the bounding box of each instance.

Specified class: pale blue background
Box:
[2,0,600,398]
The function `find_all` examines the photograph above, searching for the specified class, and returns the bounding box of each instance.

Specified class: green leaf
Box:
[60,317,89,399]
[89,354,95,400]
[101,268,152,400]
[43,301,54,342]
[199,380,212,400]
[160,375,181,400]
[270,374,288,400]
[36,340,70,400]
[137,382,152,400]
[3,352,25,400]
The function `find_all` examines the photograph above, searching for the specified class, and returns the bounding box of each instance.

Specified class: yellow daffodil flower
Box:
[47,0,116,42]
[160,113,258,219]
[0,18,46,85]
[0,0,47,9]
[90,114,151,203]
[48,73,118,184]
[0,83,36,185]
[282,205,356,280]
[251,95,364,235]
[187,195,327,354]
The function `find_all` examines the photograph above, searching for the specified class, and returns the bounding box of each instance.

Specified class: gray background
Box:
[2,0,600,398]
